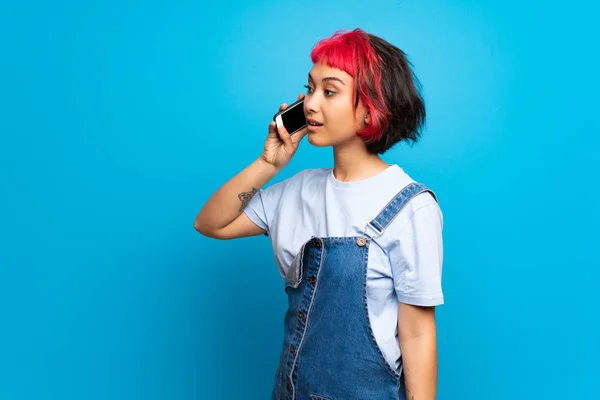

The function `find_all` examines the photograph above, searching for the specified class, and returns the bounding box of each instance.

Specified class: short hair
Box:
[310,28,426,154]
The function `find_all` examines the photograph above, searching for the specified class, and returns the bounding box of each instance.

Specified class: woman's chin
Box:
[307,133,328,147]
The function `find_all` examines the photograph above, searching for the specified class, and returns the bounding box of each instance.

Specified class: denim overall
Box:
[271,182,437,400]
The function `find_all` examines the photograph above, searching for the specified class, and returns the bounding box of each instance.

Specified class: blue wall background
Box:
[1,0,599,399]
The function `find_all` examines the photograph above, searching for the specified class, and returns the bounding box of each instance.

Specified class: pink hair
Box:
[310,28,390,142]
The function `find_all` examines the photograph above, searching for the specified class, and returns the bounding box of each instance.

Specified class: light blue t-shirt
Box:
[244,164,444,371]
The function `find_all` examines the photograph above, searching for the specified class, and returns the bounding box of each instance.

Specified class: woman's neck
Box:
[332,141,391,182]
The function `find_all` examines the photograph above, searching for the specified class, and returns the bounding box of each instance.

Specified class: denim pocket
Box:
[284,241,307,289]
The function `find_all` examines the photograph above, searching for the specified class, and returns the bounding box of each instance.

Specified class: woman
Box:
[195,28,443,400]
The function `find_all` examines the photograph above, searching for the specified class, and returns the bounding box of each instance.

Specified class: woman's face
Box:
[303,62,369,148]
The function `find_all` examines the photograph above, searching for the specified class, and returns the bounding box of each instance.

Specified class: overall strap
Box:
[366,182,437,238]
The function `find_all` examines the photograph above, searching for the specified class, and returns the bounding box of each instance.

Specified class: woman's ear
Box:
[364,113,370,126]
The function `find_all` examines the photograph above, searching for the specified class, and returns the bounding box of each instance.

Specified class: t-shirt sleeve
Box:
[243,179,288,235]
[389,204,444,306]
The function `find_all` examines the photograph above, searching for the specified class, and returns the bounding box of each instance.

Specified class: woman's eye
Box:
[304,85,335,97]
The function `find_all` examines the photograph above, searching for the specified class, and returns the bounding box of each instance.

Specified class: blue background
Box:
[1,0,599,399]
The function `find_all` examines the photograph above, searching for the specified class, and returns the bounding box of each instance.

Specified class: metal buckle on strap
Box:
[357,221,384,247]
[364,221,384,238]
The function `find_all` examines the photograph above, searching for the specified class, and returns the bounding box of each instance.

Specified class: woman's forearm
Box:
[400,332,438,400]
[194,157,280,234]
[398,303,438,400]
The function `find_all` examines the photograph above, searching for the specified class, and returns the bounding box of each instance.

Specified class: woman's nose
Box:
[304,95,318,114]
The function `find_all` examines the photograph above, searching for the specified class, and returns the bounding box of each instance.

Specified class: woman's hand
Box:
[260,93,308,169]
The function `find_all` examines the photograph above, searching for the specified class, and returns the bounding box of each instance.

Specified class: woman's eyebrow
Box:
[308,73,345,85]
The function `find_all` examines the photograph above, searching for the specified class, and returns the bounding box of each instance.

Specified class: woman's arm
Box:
[194,157,280,239]
[194,96,308,240]
[398,303,438,400]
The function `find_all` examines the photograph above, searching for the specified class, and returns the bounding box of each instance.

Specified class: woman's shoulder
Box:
[261,167,330,198]
[294,167,331,181]
[378,165,442,231]
[388,165,438,205]
[277,167,331,188]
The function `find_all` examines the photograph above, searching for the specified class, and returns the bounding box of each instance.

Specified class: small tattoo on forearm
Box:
[238,188,258,212]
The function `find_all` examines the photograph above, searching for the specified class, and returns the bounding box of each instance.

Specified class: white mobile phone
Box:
[273,98,307,135]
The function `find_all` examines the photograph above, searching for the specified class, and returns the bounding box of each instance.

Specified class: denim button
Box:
[314,240,322,249]
[307,276,316,285]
